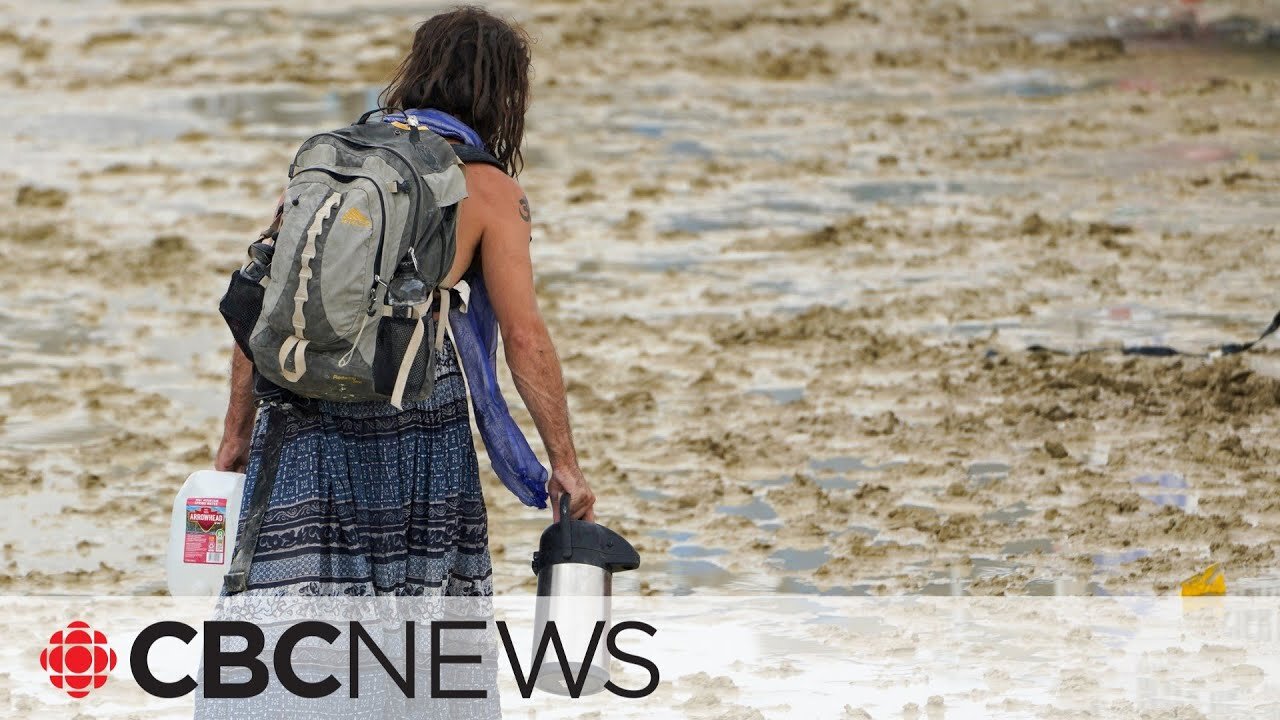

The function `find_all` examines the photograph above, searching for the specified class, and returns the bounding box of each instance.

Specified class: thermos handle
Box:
[559,493,572,560]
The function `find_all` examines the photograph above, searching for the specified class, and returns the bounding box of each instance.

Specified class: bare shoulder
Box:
[465,164,523,204]
[462,163,531,232]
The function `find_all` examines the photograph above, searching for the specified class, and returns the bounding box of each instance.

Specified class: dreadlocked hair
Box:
[380,6,532,177]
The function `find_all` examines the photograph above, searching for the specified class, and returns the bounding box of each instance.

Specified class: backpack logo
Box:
[340,206,372,228]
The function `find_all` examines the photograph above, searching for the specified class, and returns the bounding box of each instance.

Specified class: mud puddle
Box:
[189,86,379,128]
[748,386,806,405]
[716,497,778,522]
[1133,472,1198,512]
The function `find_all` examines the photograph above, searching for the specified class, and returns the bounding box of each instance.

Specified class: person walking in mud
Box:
[213,6,596,602]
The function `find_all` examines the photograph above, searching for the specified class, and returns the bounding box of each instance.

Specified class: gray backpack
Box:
[248,111,468,408]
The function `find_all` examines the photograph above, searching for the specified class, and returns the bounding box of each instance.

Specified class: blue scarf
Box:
[384,109,486,151]
[383,108,549,509]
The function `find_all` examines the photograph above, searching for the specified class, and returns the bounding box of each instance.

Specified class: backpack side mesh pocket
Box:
[218,269,266,361]
[373,314,433,399]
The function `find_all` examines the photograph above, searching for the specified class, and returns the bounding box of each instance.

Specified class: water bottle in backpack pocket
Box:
[373,255,434,398]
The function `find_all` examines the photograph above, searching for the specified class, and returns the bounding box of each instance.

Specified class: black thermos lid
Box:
[531,494,641,575]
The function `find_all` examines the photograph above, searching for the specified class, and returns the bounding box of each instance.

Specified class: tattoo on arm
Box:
[518,195,531,223]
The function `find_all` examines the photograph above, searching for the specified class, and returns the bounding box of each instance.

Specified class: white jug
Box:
[165,470,246,596]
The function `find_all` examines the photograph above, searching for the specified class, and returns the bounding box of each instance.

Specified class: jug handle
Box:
[559,493,573,560]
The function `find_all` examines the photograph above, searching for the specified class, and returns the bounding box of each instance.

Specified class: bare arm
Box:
[215,343,255,472]
[473,172,596,520]
[215,195,284,472]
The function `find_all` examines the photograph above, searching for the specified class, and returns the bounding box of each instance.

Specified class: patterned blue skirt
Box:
[232,338,493,597]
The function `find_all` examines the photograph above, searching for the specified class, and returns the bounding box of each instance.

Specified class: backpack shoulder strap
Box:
[451,144,507,174]
[451,144,513,279]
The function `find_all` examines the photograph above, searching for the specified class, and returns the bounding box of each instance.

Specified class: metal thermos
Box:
[530,494,640,696]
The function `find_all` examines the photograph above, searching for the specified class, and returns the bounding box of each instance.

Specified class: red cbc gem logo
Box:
[39,621,117,699]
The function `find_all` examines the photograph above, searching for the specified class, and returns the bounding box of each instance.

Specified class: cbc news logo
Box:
[38,621,118,699]
[35,616,658,702]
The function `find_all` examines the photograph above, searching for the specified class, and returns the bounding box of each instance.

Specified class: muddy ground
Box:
[1,0,1279,598]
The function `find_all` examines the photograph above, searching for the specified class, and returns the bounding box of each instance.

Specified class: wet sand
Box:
[1,0,1279,598]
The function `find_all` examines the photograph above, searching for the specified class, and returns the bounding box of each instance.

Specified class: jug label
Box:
[184,497,228,565]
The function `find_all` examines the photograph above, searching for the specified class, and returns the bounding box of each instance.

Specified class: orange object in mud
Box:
[1181,563,1227,596]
